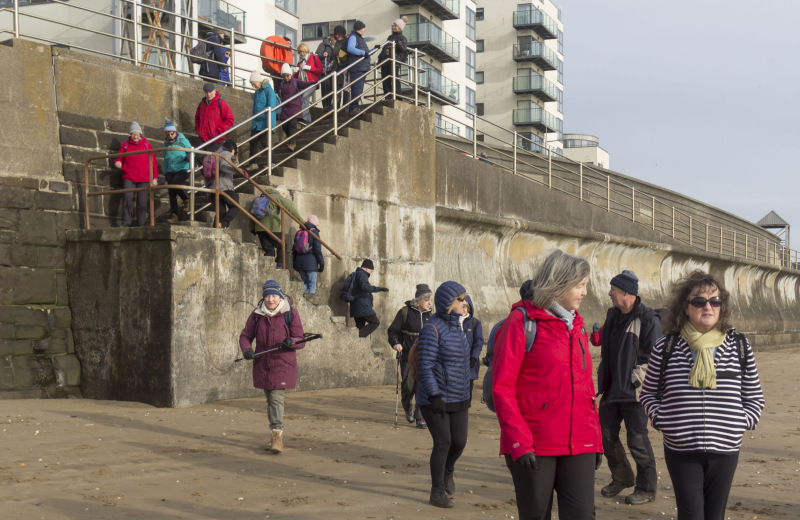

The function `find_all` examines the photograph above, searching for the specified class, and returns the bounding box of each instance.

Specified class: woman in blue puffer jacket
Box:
[417,281,472,509]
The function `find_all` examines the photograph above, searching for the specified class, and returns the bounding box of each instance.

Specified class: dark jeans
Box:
[380,61,401,98]
[664,448,739,520]
[249,128,267,159]
[348,69,368,111]
[281,118,298,145]
[321,76,333,110]
[218,190,239,228]
[165,170,189,215]
[504,452,596,520]
[419,407,468,488]
[257,231,284,267]
[354,313,380,337]
[599,400,657,493]
[122,179,148,226]
[400,359,421,421]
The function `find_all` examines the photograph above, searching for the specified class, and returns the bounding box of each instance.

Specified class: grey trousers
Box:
[264,388,285,431]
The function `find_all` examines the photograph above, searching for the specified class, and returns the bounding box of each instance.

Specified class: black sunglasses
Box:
[456,296,467,302]
[687,297,723,309]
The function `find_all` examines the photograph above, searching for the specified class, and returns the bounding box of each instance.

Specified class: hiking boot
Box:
[444,468,455,495]
[182,199,191,212]
[429,485,453,508]
[405,410,415,423]
[270,429,283,454]
[167,213,180,223]
[287,143,296,152]
[624,490,655,505]
[601,480,634,498]
[416,418,427,429]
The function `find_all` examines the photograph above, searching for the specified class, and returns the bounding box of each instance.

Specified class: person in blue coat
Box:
[198,29,228,82]
[346,20,371,113]
[248,70,279,166]
[463,295,484,399]
[162,119,192,223]
[292,214,324,294]
[349,259,389,337]
[416,281,472,509]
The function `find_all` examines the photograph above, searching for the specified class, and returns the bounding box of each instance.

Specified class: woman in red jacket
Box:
[114,121,158,227]
[492,249,602,520]
[295,42,323,123]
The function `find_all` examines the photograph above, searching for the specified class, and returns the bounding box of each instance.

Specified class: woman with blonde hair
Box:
[294,42,323,123]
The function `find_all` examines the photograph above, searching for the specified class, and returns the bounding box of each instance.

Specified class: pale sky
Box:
[562,0,799,241]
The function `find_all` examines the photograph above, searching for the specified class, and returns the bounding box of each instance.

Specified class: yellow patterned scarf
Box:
[680,322,726,389]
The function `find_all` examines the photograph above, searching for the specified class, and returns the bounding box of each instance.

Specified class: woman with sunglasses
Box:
[416,281,473,509]
[640,270,764,520]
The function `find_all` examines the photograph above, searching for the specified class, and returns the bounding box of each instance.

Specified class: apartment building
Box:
[475,0,564,154]
[297,0,479,138]
[562,134,610,169]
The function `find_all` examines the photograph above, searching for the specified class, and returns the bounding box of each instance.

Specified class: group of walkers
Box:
[236,249,765,520]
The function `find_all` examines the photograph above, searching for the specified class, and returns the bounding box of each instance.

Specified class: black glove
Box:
[379,287,389,292]
[280,338,294,350]
[470,357,477,368]
[516,452,537,470]
[430,396,445,418]
[318,264,324,273]
[243,350,255,360]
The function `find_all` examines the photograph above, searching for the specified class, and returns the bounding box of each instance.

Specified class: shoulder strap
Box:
[423,321,439,341]
[401,306,409,327]
[284,307,293,327]
[514,307,537,353]
[656,333,681,399]
[731,331,748,376]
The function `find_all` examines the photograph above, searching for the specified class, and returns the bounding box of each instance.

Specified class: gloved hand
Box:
[379,287,390,292]
[592,322,599,333]
[280,337,294,350]
[243,350,255,360]
[301,64,311,71]
[470,357,477,368]
[430,396,445,418]
[516,452,537,470]
[595,453,603,470]
[590,323,601,347]
[318,264,324,273]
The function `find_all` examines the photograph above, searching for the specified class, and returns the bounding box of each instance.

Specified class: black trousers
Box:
[282,118,298,145]
[599,400,657,493]
[354,313,380,337]
[165,170,189,215]
[399,359,421,421]
[420,406,468,488]
[218,190,239,228]
[249,128,267,158]
[380,61,402,98]
[257,231,284,266]
[321,76,333,110]
[664,447,739,520]
[504,452,596,520]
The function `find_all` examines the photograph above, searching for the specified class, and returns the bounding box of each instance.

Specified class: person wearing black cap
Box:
[593,269,661,505]
[345,20,370,114]
[387,283,433,428]
[349,259,389,337]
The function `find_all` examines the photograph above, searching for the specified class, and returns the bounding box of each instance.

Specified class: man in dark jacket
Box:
[350,259,388,337]
[315,34,335,111]
[345,20,371,114]
[198,28,228,82]
[594,270,661,505]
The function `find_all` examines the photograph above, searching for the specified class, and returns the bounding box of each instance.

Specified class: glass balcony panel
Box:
[512,71,560,102]
[512,107,563,133]
[390,0,460,21]
[512,40,560,71]
[398,64,459,104]
[198,0,245,33]
[512,7,558,39]
[405,21,460,62]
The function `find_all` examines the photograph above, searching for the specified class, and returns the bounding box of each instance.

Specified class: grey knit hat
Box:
[610,270,639,296]
[129,121,142,134]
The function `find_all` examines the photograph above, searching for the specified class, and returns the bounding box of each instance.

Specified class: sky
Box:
[562,0,800,240]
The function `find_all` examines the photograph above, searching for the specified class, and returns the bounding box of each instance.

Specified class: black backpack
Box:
[340,272,357,302]
[482,307,537,412]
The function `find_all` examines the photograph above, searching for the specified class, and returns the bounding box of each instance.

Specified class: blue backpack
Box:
[248,195,274,220]
[482,307,537,412]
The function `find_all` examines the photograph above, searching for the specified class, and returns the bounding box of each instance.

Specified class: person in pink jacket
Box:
[114,121,158,227]
[239,280,305,454]
[492,249,602,520]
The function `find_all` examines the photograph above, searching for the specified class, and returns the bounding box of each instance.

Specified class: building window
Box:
[466,8,476,41]
[302,23,328,40]
[466,127,474,140]
[275,21,297,49]
[275,0,297,16]
[476,103,484,116]
[475,71,484,84]
[465,48,476,81]
[476,8,484,21]
[476,39,484,52]
[466,87,476,114]
[477,134,485,142]
[558,29,563,55]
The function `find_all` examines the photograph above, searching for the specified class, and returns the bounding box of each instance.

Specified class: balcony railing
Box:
[198,0,245,33]
[400,64,459,105]
[391,0,460,21]
[512,107,562,133]
[512,41,560,70]
[405,21,460,63]
[512,72,560,102]
[512,8,557,40]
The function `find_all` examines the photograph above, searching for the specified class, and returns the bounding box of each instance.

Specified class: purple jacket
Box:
[277,77,314,120]
[239,305,305,390]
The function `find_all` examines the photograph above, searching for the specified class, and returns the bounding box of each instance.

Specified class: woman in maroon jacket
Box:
[114,121,158,227]
[239,279,305,454]
[492,249,602,520]
[277,63,315,151]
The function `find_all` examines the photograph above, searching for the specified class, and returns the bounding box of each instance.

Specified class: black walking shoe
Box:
[624,490,655,505]
[601,480,634,498]
[444,468,455,495]
[429,485,454,508]
[416,418,427,429]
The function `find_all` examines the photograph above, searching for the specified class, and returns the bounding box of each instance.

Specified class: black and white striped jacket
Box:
[639,330,765,454]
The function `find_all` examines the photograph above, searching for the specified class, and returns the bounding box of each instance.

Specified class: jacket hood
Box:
[434,281,465,317]
[465,295,475,317]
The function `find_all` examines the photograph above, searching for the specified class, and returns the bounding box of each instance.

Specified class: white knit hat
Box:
[249,70,263,84]
[280,63,292,76]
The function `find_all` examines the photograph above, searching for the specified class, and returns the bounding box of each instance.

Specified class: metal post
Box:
[148,150,155,226]
[267,107,273,177]
[13,0,20,38]
[391,42,397,101]
[631,187,635,223]
[513,131,517,176]
[333,73,339,135]
[579,162,583,201]
[188,151,195,222]
[427,91,431,109]
[228,28,235,88]
[413,49,419,106]
[472,118,478,158]
[133,0,140,67]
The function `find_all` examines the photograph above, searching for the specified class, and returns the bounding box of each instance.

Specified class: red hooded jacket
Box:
[117,136,158,183]
[194,91,235,143]
[492,300,602,460]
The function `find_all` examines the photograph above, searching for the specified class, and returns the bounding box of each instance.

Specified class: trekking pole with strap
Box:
[394,351,400,428]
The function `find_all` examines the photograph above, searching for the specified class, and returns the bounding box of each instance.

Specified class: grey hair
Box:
[414,292,432,307]
[529,250,591,309]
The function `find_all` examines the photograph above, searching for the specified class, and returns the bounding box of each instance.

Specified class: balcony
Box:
[512,107,562,133]
[512,41,560,71]
[512,7,558,40]
[391,0,460,21]
[198,0,246,43]
[405,21,460,63]
[512,72,560,102]
[400,65,460,105]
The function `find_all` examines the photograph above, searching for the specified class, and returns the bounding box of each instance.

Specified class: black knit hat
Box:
[353,20,366,31]
[333,25,347,36]
[361,259,374,270]
[415,284,432,298]
[610,270,638,296]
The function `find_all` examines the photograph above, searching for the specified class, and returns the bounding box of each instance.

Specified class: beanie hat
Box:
[262,279,283,298]
[203,82,216,92]
[610,269,639,296]
[163,119,177,133]
[129,121,142,134]
[280,62,292,76]
[353,20,366,31]
[333,25,347,36]
[361,259,374,270]
[415,284,432,299]
[306,214,320,227]
[394,16,408,31]
[249,69,263,84]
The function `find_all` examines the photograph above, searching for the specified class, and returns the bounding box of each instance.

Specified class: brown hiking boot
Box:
[601,480,634,498]
[270,429,283,454]
[625,490,655,505]
[167,213,180,223]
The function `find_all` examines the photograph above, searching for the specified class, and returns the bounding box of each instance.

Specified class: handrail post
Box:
[13,0,20,38]
[229,28,235,88]
[631,187,635,223]
[188,151,195,222]
[267,107,273,177]
[427,90,431,108]
[579,162,583,201]
[214,153,220,228]
[391,42,397,101]
[280,210,286,268]
[133,0,140,67]
[333,72,338,135]
[414,49,419,106]
[472,118,478,158]
[513,131,517,175]
[148,151,154,226]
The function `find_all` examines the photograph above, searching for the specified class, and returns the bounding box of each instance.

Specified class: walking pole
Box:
[394,352,401,428]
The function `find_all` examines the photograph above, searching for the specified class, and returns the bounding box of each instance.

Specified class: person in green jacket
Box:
[162,119,193,223]
[249,185,304,268]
